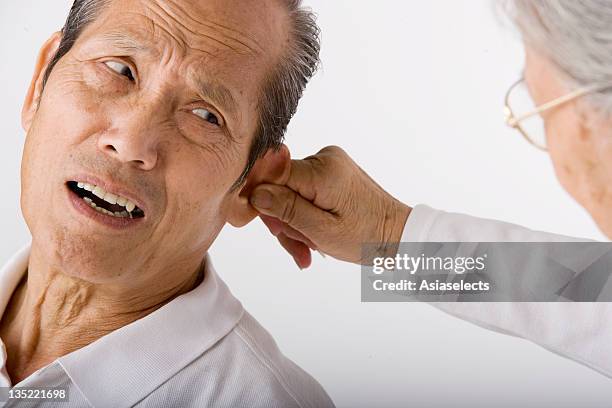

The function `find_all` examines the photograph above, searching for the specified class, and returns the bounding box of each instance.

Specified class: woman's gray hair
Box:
[502,0,612,110]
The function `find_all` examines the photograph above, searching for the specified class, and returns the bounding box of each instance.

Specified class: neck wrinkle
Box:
[0,245,206,382]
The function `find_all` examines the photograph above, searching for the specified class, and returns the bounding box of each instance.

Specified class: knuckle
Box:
[320,145,345,156]
[306,146,349,174]
[280,192,299,225]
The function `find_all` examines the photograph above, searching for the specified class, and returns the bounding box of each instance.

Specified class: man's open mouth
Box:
[67,181,145,219]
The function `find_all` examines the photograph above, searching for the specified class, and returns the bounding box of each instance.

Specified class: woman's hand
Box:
[249,146,411,268]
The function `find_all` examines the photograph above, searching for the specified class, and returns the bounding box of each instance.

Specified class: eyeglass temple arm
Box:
[507,85,602,126]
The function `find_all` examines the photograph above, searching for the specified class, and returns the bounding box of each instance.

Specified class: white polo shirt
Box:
[0,244,334,408]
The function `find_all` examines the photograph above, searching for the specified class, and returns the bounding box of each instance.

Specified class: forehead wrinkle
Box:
[142,5,194,54]
[162,0,265,55]
[192,18,264,56]
[147,0,263,56]
[132,11,216,59]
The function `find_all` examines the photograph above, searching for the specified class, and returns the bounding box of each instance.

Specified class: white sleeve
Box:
[402,205,612,379]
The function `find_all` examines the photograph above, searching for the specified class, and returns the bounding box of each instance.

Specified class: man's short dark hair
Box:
[42,0,321,190]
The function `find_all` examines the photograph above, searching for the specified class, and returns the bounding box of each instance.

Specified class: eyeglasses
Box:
[503,77,608,151]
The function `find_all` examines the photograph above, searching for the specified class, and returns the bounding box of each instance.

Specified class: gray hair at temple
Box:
[502,0,612,112]
[42,0,321,190]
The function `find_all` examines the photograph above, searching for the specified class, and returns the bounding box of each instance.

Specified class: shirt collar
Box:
[0,243,30,316]
[0,242,244,408]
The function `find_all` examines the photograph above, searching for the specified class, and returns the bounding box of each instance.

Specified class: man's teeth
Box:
[77,182,138,216]
[83,197,131,218]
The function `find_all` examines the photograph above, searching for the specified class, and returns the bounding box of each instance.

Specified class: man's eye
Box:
[192,108,220,126]
[104,61,135,81]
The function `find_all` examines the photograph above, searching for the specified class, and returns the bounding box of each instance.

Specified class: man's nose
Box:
[97,107,165,171]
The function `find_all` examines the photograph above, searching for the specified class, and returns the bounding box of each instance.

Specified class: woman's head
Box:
[505,0,612,237]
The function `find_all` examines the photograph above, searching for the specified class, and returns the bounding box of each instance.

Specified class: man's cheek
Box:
[177,141,244,192]
[35,92,104,152]
[22,115,63,194]
[46,64,91,104]
[169,190,227,252]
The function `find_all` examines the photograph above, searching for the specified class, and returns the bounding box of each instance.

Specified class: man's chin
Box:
[36,229,143,284]
[60,255,138,285]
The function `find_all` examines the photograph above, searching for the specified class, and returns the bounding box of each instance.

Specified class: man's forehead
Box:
[93,0,288,58]
[78,0,291,117]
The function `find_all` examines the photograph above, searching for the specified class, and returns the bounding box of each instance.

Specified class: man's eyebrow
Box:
[196,80,238,116]
[97,32,155,54]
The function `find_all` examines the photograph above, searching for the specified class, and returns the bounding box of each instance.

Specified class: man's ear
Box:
[21,31,63,132]
[227,144,291,227]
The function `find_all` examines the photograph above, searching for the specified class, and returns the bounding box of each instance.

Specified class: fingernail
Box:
[250,189,273,210]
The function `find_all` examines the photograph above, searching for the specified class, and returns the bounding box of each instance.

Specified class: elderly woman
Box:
[249,0,612,378]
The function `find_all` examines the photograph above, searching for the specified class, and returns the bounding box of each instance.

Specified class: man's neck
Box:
[0,244,204,385]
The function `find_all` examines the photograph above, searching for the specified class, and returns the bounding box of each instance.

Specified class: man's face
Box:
[21,0,289,286]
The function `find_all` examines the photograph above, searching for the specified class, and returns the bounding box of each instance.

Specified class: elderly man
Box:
[0,0,333,406]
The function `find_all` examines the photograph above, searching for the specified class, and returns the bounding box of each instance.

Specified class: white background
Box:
[1,1,611,407]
